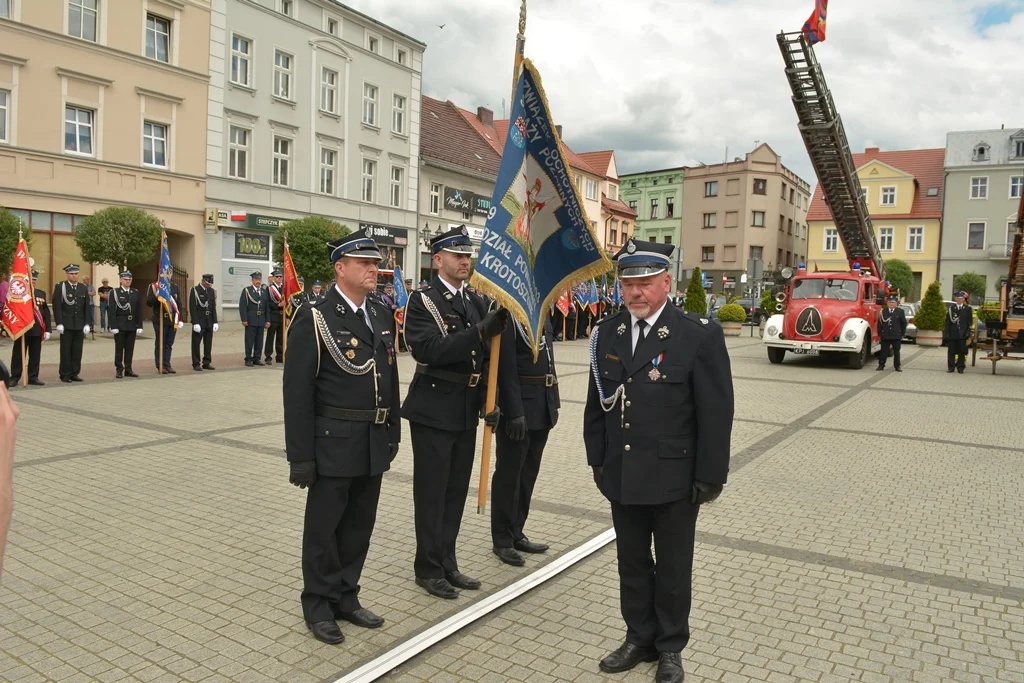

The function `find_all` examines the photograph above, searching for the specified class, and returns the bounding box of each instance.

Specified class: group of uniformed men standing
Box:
[281,225,735,683]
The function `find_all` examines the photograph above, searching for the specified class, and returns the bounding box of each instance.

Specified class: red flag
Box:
[1,238,36,340]
[282,240,302,317]
[802,0,827,45]
[555,289,570,316]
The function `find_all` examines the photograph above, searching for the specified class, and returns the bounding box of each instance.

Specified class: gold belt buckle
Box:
[374,408,388,424]
[468,373,481,388]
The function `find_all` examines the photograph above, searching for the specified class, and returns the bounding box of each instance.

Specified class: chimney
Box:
[865,147,880,154]
[555,124,562,138]
[477,106,493,126]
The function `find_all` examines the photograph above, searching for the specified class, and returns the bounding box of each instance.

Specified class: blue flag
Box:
[470,59,611,357]
[156,230,180,325]
[612,277,622,306]
[393,265,408,309]
[574,281,589,308]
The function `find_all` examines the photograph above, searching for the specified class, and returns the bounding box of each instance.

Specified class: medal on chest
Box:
[647,352,664,381]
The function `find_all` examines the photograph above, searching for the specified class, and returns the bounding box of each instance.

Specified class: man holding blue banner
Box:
[148,232,185,374]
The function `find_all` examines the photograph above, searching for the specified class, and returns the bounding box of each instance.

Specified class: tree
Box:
[684,267,707,315]
[74,206,162,271]
[272,216,350,285]
[0,208,32,275]
[953,271,987,304]
[884,259,914,300]
[915,281,946,331]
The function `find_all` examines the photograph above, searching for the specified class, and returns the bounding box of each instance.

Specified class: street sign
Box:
[740,273,748,284]
[747,258,764,281]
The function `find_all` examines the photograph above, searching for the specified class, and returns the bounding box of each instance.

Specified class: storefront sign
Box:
[233,232,270,260]
[246,214,290,231]
[443,187,491,216]
[359,222,409,246]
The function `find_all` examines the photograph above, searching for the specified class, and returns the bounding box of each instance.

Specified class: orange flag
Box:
[1,238,37,340]
[282,239,302,317]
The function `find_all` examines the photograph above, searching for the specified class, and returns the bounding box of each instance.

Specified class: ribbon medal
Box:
[648,352,664,382]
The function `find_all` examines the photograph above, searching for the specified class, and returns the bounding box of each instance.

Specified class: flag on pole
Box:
[393,265,409,327]
[574,280,589,308]
[282,239,301,317]
[612,277,622,307]
[588,277,599,315]
[555,289,570,316]
[469,59,611,358]
[1,237,36,340]
[156,230,180,325]
[802,0,827,44]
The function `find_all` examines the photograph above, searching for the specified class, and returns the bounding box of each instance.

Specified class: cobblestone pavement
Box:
[2,332,1023,682]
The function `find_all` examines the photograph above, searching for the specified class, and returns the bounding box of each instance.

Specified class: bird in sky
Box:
[437,23,446,29]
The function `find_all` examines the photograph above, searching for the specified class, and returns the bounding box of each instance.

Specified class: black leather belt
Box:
[519,374,557,387]
[415,364,482,387]
[315,404,389,424]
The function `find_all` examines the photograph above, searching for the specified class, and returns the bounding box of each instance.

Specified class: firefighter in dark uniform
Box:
[402,226,506,600]
[147,279,184,373]
[53,263,90,382]
[945,290,972,374]
[283,230,401,645]
[190,274,218,371]
[109,271,142,379]
[491,315,559,566]
[239,271,269,366]
[7,270,51,387]
[585,239,734,683]
[264,269,284,364]
[310,280,323,303]
[876,294,908,372]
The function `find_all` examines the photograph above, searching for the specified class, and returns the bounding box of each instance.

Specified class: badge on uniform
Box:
[443,291,453,301]
[657,326,669,339]
[700,318,708,325]
[648,352,664,381]
[351,337,358,347]
[335,304,346,317]
[616,323,626,336]
[345,349,356,360]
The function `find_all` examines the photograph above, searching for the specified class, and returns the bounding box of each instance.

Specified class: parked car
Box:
[732,298,759,324]
[899,304,917,342]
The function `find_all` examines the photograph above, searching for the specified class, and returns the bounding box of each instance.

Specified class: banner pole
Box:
[158,312,164,375]
[21,340,27,387]
[476,334,502,514]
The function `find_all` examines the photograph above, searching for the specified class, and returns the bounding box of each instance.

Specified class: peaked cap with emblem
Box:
[250,270,262,279]
[613,238,674,279]
[119,270,133,279]
[63,263,81,274]
[328,228,382,263]
[270,268,282,277]
[430,225,473,254]
[202,273,214,284]
[887,294,899,302]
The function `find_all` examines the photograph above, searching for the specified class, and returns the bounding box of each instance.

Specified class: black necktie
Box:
[634,320,647,357]
[355,307,370,335]
[453,291,467,318]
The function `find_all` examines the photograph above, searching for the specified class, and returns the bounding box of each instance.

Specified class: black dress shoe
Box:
[415,577,459,599]
[61,377,72,383]
[203,365,216,370]
[193,365,203,371]
[656,652,684,683]
[166,367,176,374]
[245,361,253,367]
[895,367,902,372]
[253,360,265,366]
[958,368,964,374]
[947,369,955,373]
[116,369,123,379]
[69,375,83,382]
[338,608,384,629]
[445,571,481,590]
[875,366,884,371]
[125,370,138,378]
[264,358,273,364]
[493,547,526,566]
[599,641,658,673]
[306,620,344,645]
[28,379,45,386]
[161,369,173,374]
[513,538,549,554]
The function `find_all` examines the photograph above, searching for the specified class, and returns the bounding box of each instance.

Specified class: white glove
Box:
[110,328,119,335]
[212,323,219,333]
[56,324,65,334]
[136,329,143,335]
[44,332,51,341]
[177,321,185,329]
[84,325,91,334]
[193,324,202,333]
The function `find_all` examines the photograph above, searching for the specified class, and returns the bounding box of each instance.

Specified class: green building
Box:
[619,167,686,286]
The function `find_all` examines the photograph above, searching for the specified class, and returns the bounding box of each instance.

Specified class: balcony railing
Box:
[988,243,1012,259]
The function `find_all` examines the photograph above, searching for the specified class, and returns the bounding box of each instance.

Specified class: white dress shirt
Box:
[630,300,668,353]
[335,285,369,321]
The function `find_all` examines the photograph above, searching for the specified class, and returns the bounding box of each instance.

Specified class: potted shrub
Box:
[716,303,747,336]
[915,281,945,346]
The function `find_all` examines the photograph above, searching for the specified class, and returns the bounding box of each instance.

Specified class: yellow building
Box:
[806,147,945,301]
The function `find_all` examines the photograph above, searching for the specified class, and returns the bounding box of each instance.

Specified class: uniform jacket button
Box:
[626,378,633,383]
[624,423,630,429]
[325,430,330,436]
[625,400,631,407]
[624,445,631,452]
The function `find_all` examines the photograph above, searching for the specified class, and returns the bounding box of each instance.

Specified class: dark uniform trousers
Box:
[878,338,901,369]
[59,331,85,379]
[244,324,264,362]
[114,331,137,371]
[284,287,401,624]
[192,327,213,367]
[10,336,42,383]
[402,277,488,580]
[585,306,734,656]
[491,428,548,547]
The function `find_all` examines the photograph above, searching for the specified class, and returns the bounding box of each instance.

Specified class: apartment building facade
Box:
[807,147,944,302]
[939,128,1024,300]
[0,0,212,294]
[680,144,810,294]
[204,0,423,308]
[576,151,637,255]
[619,167,685,286]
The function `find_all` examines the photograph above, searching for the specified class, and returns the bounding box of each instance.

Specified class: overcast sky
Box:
[345,0,1024,187]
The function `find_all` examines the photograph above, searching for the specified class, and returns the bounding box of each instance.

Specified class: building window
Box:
[319,147,336,195]
[462,211,472,221]
[280,0,292,17]
[319,68,337,113]
[1010,222,1018,249]
[880,186,896,206]
[628,200,637,211]
[1010,176,1022,199]
[273,50,293,99]
[723,245,737,262]
[585,179,598,201]
[789,188,795,204]
[907,226,923,252]
[326,16,339,36]
[971,177,988,199]
[145,14,170,62]
[973,144,989,161]
[726,211,738,228]
[704,180,718,197]
[392,94,406,134]
[878,227,893,251]
[396,47,407,66]
[142,121,167,167]
[752,210,765,227]
[779,214,785,231]
[703,212,716,228]
[824,228,838,252]
[230,35,251,87]
[573,174,582,190]
[753,178,767,195]
[227,126,248,179]
[610,219,618,246]
[860,186,869,206]
[650,198,658,219]
[726,178,739,196]
[362,83,378,126]
[749,246,763,261]
[701,246,715,262]
[666,196,674,218]
[787,218,793,234]
[621,221,630,239]
[390,166,404,208]
[64,105,94,155]
[272,136,291,186]
[967,222,985,250]
[429,183,441,215]
[664,235,672,245]
[68,0,98,42]
[361,158,376,202]
[781,182,787,199]
[608,184,618,201]
[367,34,379,54]
[0,0,9,18]
[1015,140,1024,158]
[0,90,8,143]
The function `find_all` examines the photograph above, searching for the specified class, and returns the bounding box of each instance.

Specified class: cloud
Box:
[344,0,1024,188]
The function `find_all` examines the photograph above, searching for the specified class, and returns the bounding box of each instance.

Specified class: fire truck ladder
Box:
[777,31,885,282]
[1010,193,1024,287]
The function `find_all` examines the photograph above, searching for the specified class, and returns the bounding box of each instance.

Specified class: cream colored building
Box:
[0,0,211,297]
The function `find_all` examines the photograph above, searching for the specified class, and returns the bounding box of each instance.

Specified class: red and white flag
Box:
[1,238,36,340]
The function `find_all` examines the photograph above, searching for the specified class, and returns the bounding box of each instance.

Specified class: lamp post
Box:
[421,223,442,283]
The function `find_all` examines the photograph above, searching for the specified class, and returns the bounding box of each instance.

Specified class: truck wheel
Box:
[767,347,786,364]
[848,336,869,369]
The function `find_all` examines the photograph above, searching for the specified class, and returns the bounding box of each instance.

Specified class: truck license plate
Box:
[792,349,819,356]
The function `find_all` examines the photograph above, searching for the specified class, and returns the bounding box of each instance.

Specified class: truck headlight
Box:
[766,325,778,336]
[844,329,858,342]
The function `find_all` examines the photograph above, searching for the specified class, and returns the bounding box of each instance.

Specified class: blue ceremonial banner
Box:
[470,59,611,358]
[393,265,409,309]
[574,280,590,308]
[612,277,622,306]
[156,230,180,325]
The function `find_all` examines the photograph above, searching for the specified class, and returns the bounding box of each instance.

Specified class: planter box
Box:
[721,321,742,336]
[917,329,942,346]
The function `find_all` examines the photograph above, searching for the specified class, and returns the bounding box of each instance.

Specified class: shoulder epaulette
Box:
[679,310,712,328]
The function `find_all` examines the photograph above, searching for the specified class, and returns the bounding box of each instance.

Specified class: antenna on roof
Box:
[501,98,505,119]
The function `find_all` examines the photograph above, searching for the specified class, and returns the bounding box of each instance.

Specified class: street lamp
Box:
[421,223,442,282]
